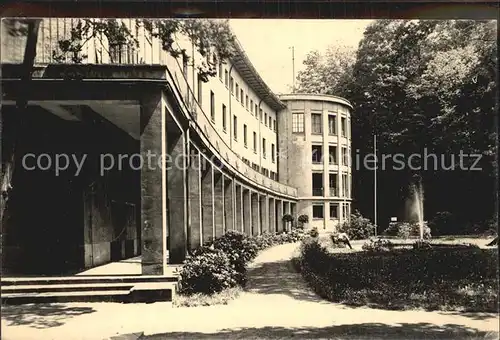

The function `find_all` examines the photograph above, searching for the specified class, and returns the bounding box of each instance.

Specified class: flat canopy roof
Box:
[229,38,286,112]
[279,93,353,109]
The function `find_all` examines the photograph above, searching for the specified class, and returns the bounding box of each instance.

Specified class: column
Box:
[201,160,214,244]
[213,170,224,238]
[260,194,269,234]
[187,146,202,251]
[243,189,251,235]
[166,129,187,264]
[140,92,166,275]
[223,176,234,231]
[284,201,291,231]
[269,197,276,233]
[290,202,297,229]
[251,192,260,236]
[235,184,243,232]
[276,199,283,232]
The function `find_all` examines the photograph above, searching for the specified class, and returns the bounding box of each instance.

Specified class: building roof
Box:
[229,37,287,111]
[279,93,354,109]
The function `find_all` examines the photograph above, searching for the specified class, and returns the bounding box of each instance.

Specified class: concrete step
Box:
[1,275,179,286]
[1,282,136,294]
[1,282,178,305]
[1,290,132,305]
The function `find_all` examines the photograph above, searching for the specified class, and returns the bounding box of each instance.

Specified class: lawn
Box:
[295,236,499,312]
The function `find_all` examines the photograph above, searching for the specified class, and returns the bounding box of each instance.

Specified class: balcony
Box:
[312,188,323,196]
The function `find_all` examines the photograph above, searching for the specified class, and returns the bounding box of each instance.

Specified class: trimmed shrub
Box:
[383,221,431,239]
[362,238,395,252]
[339,210,375,240]
[309,227,319,238]
[412,239,432,250]
[212,230,259,284]
[295,237,499,312]
[179,247,238,295]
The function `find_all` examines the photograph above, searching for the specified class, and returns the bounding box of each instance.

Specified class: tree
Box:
[295,44,355,96]
[300,20,497,232]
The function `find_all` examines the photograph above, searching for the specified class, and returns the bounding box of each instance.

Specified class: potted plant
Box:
[298,214,309,229]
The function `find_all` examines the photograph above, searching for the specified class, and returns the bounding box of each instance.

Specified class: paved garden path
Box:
[2,243,499,340]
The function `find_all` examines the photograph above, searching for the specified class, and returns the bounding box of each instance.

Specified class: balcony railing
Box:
[167,59,298,198]
[16,18,298,198]
[312,188,323,196]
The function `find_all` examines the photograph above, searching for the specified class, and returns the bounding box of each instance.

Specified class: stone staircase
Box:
[1,274,179,305]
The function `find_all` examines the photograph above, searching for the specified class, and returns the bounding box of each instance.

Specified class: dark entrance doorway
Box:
[1,104,140,276]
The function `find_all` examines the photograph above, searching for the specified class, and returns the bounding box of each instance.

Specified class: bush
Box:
[362,238,395,252]
[179,247,238,295]
[412,239,432,250]
[383,221,431,239]
[339,210,375,240]
[428,211,455,235]
[308,227,319,238]
[212,230,259,284]
[295,237,499,312]
[180,229,307,296]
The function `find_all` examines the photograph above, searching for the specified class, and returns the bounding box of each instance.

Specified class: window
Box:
[329,173,338,196]
[225,70,229,87]
[233,115,237,140]
[313,204,324,219]
[245,95,249,109]
[230,77,234,94]
[268,116,272,128]
[253,132,257,153]
[342,174,348,197]
[341,117,346,137]
[328,115,336,135]
[342,147,348,165]
[259,109,263,122]
[271,144,276,163]
[273,119,276,132]
[312,173,323,196]
[183,54,188,77]
[312,145,323,164]
[222,104,227,132]
[329,203,338,219]
[347,119,350,139]
[197,75,203,104]
[255,104,258,117]
[210,91,215,122]
[243,124,248,147]
[264,112,268,126]
[250,100,254,114]
[235,83,239,100]
[292,113,304,133]
[240,89,244,105]
[329,145,337,164]
[262,138,266,158]
[219,62,223,81]
[311,113,322,134]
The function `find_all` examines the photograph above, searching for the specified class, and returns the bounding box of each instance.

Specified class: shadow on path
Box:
[139,322,498,339]
[1,303,96,329]
[244,258,325,303]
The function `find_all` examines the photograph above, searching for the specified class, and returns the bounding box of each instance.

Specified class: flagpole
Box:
[374,134,378,236]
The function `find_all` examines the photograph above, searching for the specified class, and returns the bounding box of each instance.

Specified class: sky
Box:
[230,19,373,94]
